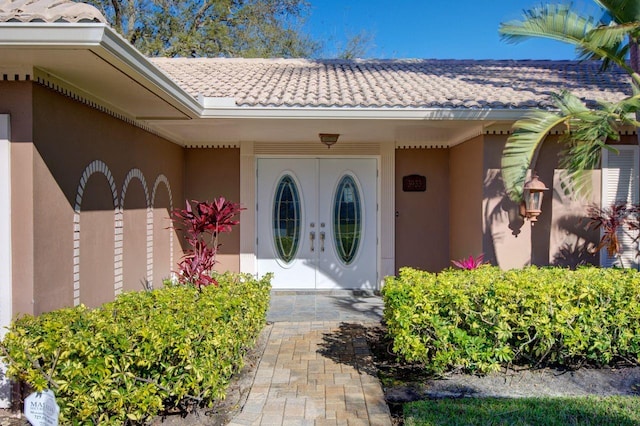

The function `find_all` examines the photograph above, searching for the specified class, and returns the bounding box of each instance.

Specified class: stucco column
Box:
[0,114,12,408]
[10,138,34,317]
[380,143,395,285]
[239,141,256,274]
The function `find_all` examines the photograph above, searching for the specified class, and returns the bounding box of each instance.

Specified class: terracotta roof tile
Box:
[151,58,630,110]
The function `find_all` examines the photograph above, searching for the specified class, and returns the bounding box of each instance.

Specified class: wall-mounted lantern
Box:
[520,173,549,225]
[319,133,339,148]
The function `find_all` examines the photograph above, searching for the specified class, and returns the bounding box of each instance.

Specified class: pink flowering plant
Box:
[451,253,488,270]
[171,197,244,288]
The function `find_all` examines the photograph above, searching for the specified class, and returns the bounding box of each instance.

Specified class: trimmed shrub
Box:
[0,272,271,424]
[382,266,640,375]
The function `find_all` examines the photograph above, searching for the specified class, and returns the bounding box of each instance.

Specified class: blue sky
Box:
[306,1,602,60]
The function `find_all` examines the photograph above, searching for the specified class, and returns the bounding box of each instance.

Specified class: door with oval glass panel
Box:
[257,158,377,290]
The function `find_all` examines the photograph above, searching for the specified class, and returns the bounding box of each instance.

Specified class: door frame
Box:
[255,155,381,291]
[0,114,12,408]
[239,142,391,290]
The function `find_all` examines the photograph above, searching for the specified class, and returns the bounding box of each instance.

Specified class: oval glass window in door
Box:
[273,175,301,263]
[333,175,362,265]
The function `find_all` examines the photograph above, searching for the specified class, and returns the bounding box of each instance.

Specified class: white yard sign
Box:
[24,390,60,426]
[0,364,9,409]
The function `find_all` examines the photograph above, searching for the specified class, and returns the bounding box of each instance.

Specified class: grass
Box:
[404,396,640,426]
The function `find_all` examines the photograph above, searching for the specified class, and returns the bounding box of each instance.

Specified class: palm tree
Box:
[499,1,640,201]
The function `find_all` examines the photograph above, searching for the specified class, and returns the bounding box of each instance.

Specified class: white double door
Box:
[257,158,377,290]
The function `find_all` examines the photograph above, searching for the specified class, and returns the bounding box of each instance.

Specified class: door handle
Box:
[310,231,315,252]
[320,231,325,252]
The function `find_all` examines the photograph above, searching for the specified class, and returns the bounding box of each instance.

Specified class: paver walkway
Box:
[229,292,392,426]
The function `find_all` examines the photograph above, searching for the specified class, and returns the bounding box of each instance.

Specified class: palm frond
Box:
[595,0,640,24]
[558,103,619,175]
[611,93,640,124]
[501,2,640,203]
[502,109,570,201]
[501,90,639,202]
[580,22,640,70]
[500,4,596,45]
[587,22,640,47]
[557,93,640,194]
[577,40,629,71]
[500,4,635,74]
[552,90,591,115]
[559,135,607,173]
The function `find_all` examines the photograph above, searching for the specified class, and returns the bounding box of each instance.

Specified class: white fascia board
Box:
[199,96,237,108]
[199,106,530,121]
[0,23,202,118]
[0,22,106,45]
[97,28,202,116]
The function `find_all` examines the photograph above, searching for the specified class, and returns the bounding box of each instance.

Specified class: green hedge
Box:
[0,272,271,424]
[382,266,640,375]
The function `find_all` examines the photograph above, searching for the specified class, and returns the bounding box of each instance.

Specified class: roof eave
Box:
[97,26,202,117]
[0,22,202,119]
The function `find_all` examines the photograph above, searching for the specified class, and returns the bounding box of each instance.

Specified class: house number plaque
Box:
[402,175,426,192]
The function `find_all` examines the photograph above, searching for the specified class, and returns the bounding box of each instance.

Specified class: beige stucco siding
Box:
[7,83,186,314]
[542,134,607,267]
[184,148,241,272]
[482,133,532,268]
[482,133,604,269]
[1,82,35,317]
[394,148,450,272]
[532,135,562,265]
[449,136,483,262]
[3,77,628,316]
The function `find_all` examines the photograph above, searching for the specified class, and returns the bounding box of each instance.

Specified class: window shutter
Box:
[601,146,639,268]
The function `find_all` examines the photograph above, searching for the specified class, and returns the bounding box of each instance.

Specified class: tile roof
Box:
[0,0,106,23]
[151,58,631,110]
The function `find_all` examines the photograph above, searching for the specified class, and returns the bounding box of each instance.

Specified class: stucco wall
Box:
[545,135,640,267]
[12,83,185,313]
[482,133,532,268]
[394,148,449,272]
[184,148,241,272]
[482,133,601,269]
[1,82,35,317]
[449,136,483,262]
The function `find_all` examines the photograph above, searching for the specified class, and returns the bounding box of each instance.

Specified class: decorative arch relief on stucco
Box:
[73,164,175,305]
[152,174,175,283]
[119,168,151,294]
[73,160,118,307]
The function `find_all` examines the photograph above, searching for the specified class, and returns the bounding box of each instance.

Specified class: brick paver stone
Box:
[228,321,392,426]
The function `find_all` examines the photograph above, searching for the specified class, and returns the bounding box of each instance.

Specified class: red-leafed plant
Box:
[451,253,487,270]
[171,197,244,288]
[586,202,640,268]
